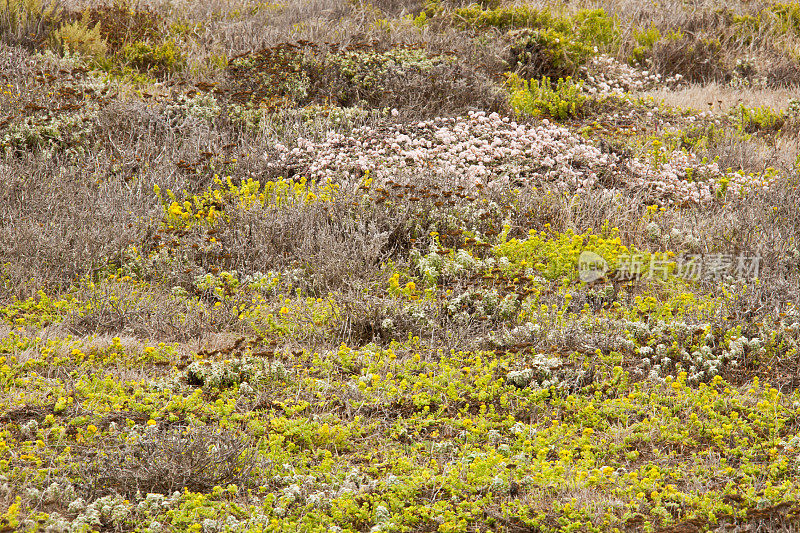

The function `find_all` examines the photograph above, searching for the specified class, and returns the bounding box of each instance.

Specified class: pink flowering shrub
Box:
[581,55,684,96]
[271,111,777,205]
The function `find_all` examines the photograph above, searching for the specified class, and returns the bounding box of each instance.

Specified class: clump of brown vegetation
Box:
[80,425,259,498]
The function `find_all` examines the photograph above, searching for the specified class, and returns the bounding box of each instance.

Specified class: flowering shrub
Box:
[274,111,779,204]
[494,226,657,281]
[154,174,338,230]
[581,54,684,95]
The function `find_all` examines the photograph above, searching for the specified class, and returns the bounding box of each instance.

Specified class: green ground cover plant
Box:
[1,0,800,531]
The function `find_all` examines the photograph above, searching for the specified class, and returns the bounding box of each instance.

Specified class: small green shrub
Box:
[499,9,618,80]
[507,74,587,121]
[455,4,619,78]
[454,3,560,31]
[630,25,661,65]
[731,12,761,37]
[772,1,800,35]
[456,4,619,38]
[671,124,724,151]
[507,27,594,80]
[457,4,618,64]
[121,39,185,76]
[629,26,683,67]
[50,13,107,60]
[168,19,202,37]
[731,104,786,133]
[572,8,619,49]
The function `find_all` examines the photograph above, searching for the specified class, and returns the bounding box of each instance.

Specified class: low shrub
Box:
[731,104,786,134]
[507,74,587,120]
[121,40,185,76]
[772,1,800,35]
[648,32,727,83]
[81,426,259,498]
[458,6,618,80]
[49,13,107,60]
[507,27,594,80]
[454,3,559,30]
[630,25,663,65]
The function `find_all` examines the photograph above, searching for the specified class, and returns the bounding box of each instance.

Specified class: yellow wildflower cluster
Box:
[155,175,339,229]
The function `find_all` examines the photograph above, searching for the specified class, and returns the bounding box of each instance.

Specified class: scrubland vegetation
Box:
[1,0,800,530]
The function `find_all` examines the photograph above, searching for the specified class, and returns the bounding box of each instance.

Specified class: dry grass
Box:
[80,425,260,498]
[0,159,153,301]
[644,83,799,113]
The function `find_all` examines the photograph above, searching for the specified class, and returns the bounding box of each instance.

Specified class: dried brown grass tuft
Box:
[79,425,259,498]
[0,159,154,302]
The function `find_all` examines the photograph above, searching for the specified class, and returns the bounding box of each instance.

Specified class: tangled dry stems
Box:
[80,425,259,498]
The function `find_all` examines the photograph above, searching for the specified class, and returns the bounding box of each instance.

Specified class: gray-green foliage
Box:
[1,111,96,156]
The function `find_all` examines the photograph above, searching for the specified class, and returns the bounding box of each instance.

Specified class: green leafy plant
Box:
[458,6,618,79]
[507,74,587,120]
[772,1,800,35]
[572,8,619,49]
[507,27,595,80]
[121,39,185,75]
[630,25,661,65]
[454,3,559,30]
[49,12,107,59]
[732,104,786,133]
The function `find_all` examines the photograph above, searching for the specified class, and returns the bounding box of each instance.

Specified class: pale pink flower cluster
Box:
[628,149,775,204]
[581,55,683,96]
[271,111,776,204]
[275,111,614,192]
